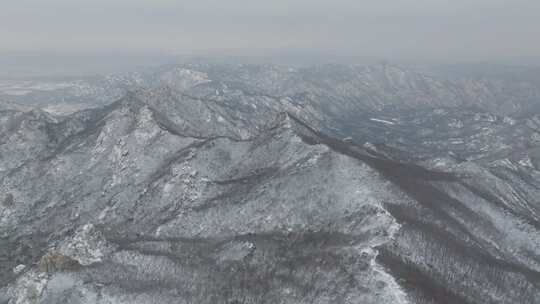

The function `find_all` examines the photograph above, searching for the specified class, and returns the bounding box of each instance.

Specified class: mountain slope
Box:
[1,97,414,303]
[1,65,540,303]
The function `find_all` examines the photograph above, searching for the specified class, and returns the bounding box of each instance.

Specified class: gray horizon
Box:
[2,0,540,66]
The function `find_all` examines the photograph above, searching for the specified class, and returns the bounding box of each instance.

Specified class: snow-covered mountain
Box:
[3,63,540,116]
[1,63,540,304]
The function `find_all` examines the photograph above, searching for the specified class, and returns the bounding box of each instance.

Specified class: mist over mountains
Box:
[1,62,540,304]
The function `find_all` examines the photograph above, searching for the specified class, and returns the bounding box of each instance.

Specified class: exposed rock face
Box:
[37,253,81,274]
[1,63,540,303]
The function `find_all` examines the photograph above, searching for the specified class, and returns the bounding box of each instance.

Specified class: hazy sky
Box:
[2,0,540,63]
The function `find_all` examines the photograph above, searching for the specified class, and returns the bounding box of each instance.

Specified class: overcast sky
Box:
[1,0,540,63]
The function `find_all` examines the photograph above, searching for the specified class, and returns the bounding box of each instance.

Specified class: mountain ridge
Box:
[1,64,540,303]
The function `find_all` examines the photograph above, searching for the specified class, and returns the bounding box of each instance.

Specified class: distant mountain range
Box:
[1,63,540,304]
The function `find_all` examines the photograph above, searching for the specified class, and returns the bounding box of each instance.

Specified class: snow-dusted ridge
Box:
[1,63,540,303]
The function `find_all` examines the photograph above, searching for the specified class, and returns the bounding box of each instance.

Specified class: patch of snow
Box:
[13,264,26,274]
[370,118,396,125]
[216,241,256,262]
[6,270,49,304]
[58,224,116,266]
[503,116,516,125]
[519,157,534,168]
